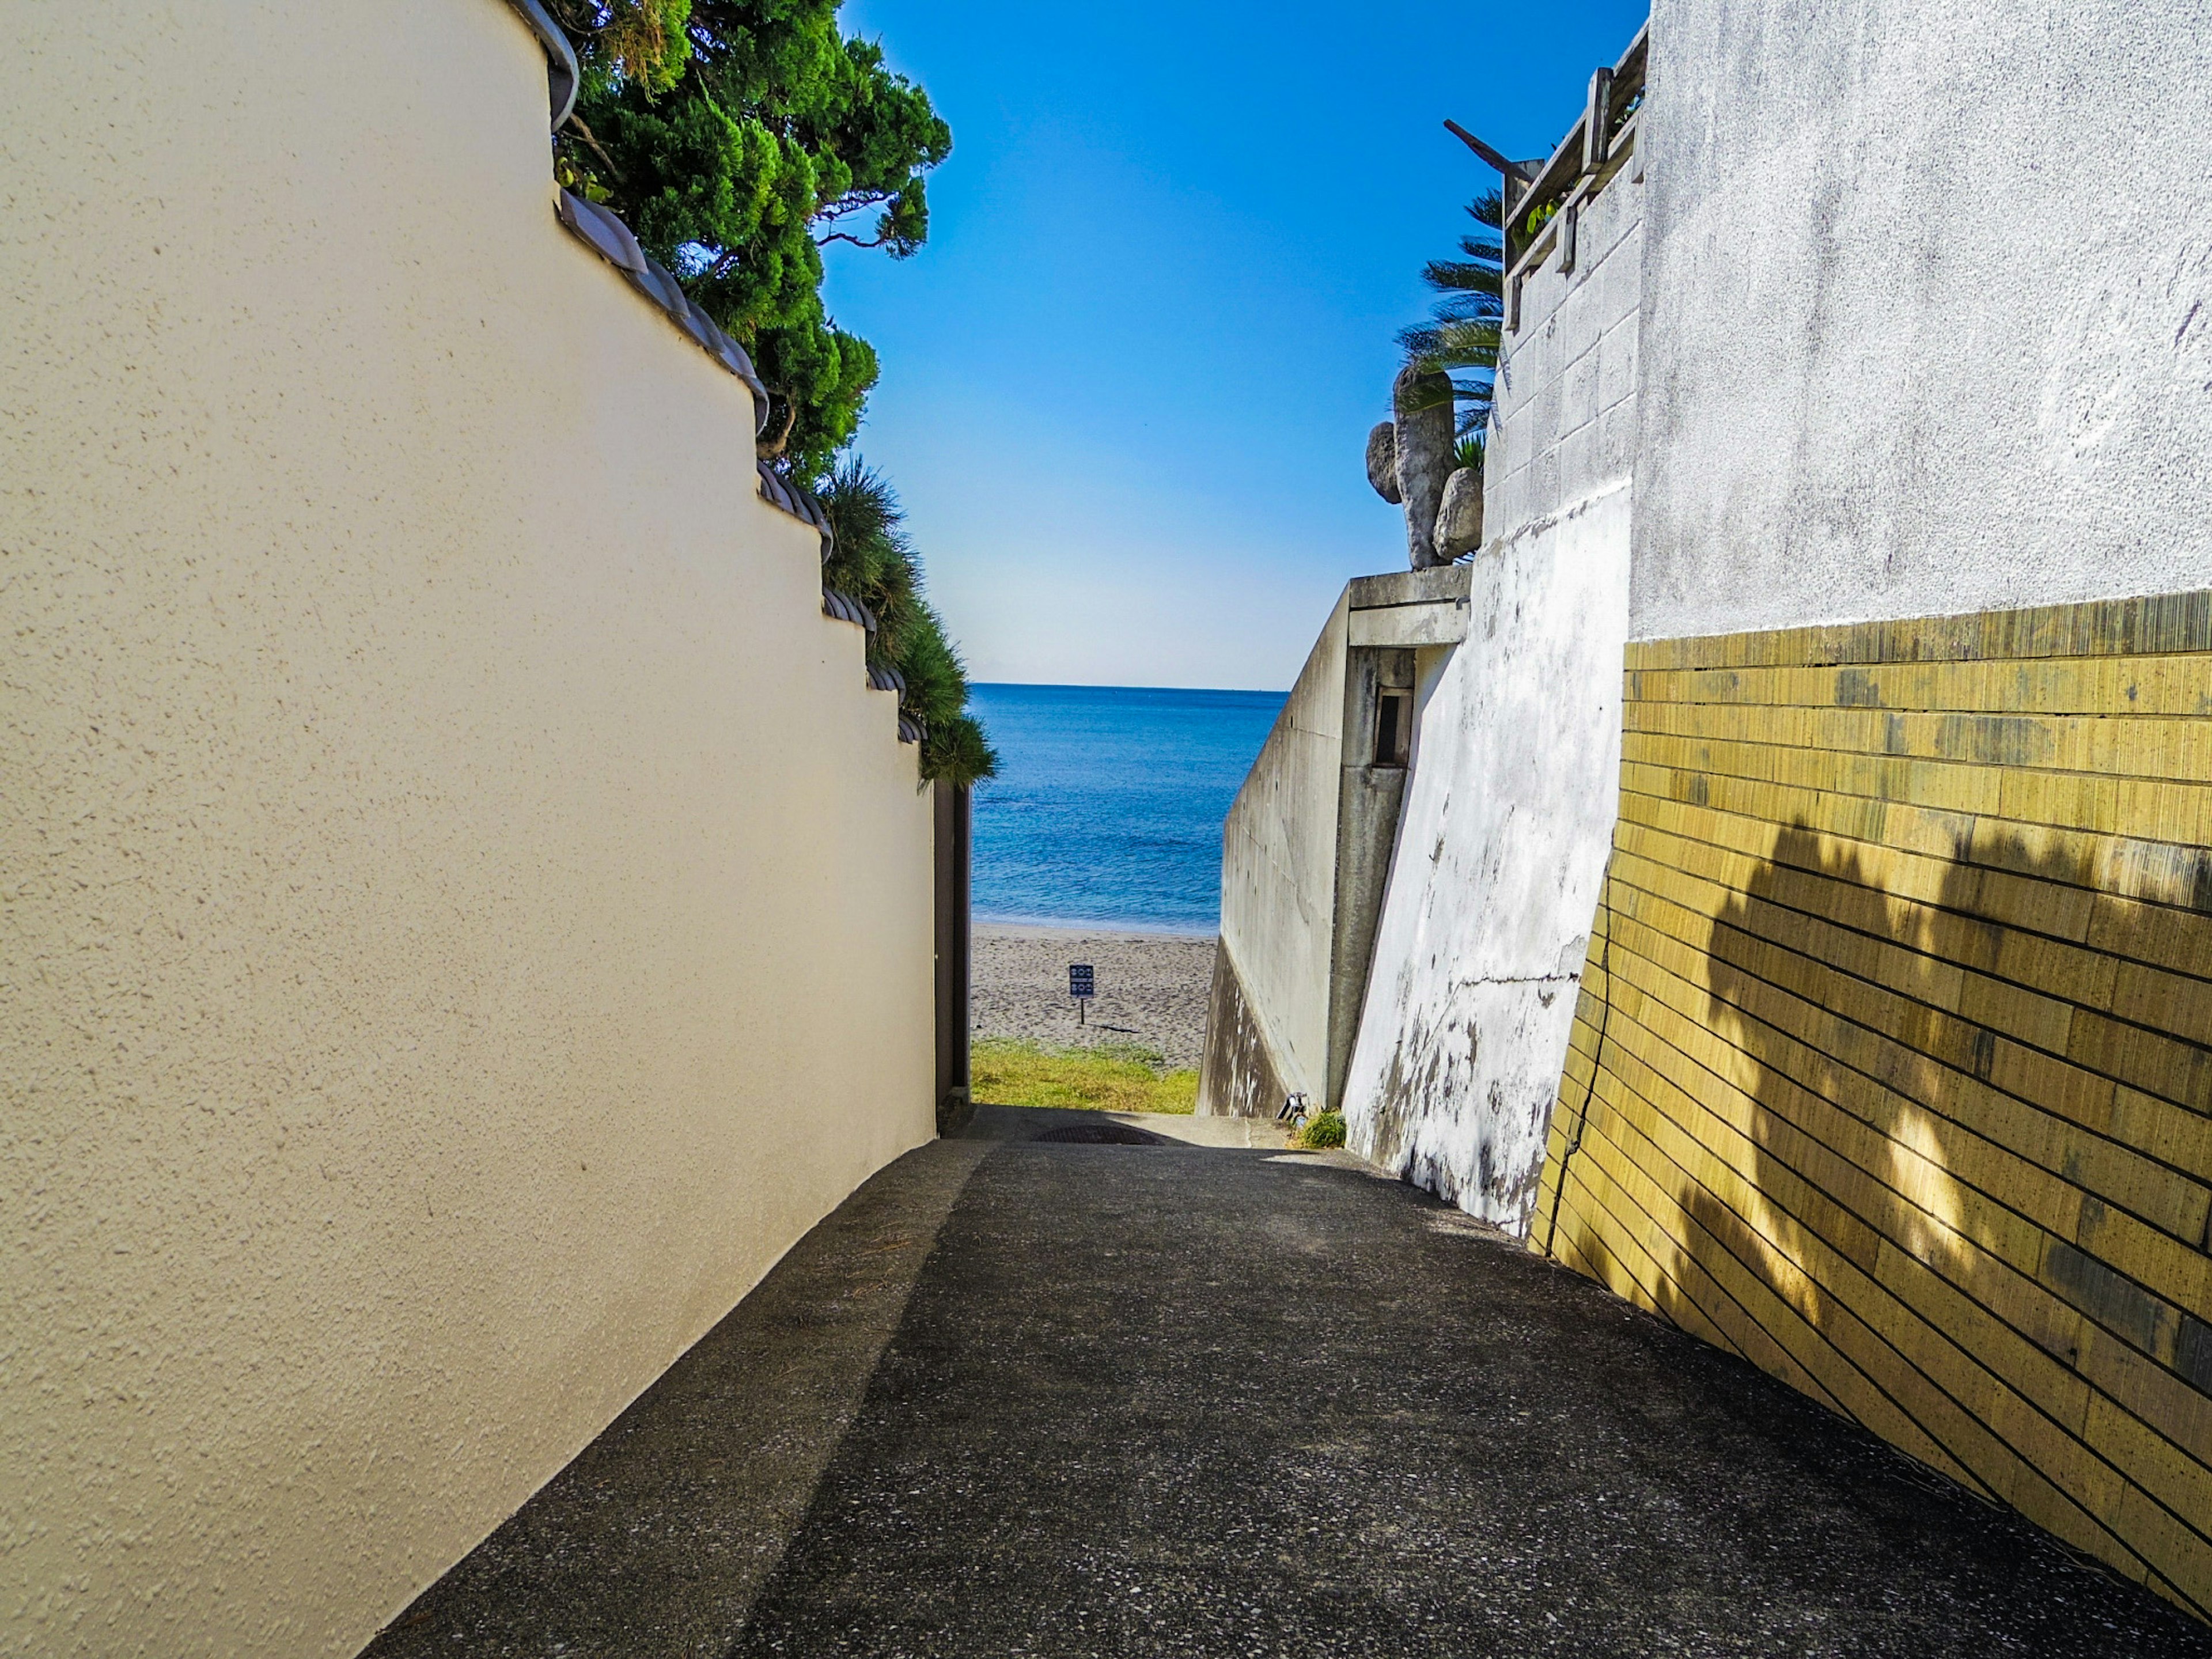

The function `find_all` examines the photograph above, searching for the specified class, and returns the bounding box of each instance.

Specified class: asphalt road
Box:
[369,1108,2212,1657]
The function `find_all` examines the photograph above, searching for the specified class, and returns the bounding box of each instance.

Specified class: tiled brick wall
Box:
[1536,590,2212,1614]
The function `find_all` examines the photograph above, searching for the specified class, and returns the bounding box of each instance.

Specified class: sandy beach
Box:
[971,924,1216,1071]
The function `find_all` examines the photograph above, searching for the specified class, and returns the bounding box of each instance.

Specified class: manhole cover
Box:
[1033,1122,1163,1146]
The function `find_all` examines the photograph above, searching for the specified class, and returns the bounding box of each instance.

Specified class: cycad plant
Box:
[818,460,998,787]
[1395,188,1505,469]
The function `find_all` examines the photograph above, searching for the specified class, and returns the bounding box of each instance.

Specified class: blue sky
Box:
[825,1,1650,691]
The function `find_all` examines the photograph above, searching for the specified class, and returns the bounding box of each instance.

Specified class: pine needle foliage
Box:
[548,0,952,478]
[543,6,984,783]
[1396,189,1505,446]
[819,460,997,786]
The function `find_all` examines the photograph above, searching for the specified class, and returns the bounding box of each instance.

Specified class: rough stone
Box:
[1392,365,1456,569]
[1364,420,1402,503]
[1434,464,1485,557]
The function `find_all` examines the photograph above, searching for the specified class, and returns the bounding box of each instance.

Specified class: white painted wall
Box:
[1484,155,1644,553]
[1340,135,1642,1229]
[1633,0,2212,640]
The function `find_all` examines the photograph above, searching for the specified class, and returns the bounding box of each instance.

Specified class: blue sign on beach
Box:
[1068,964,1094,999]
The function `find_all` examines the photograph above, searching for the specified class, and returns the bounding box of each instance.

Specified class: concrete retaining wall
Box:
[1342,518,1631,1224]
[1336,114,1643,1228]
[1631,0,2212,641]
[1201,597,1348,1115]
[1202,572,1474,1120]
[2,5,935,1653]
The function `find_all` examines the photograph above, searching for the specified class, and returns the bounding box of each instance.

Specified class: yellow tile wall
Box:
[1536,590,2212,1618]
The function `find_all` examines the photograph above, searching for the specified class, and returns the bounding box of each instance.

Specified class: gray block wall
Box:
[1632,0,2212,639]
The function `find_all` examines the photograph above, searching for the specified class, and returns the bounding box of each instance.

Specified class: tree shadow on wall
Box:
[1560,812,2212,1608]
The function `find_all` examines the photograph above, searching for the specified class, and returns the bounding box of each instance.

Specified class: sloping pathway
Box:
[368,1108,2211,1657]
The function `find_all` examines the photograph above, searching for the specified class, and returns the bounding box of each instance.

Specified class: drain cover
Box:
[1033,1122,1163,1146]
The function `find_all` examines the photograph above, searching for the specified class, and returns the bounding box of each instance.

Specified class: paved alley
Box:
[369,1109,2212,1657]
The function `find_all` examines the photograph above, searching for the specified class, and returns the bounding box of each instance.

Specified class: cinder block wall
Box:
[1538,593,2212,1612]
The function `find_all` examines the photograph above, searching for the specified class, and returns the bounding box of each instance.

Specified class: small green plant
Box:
[971,1039,1198,1115]
[1295,1110,1347,1149]
[819,460,997,786]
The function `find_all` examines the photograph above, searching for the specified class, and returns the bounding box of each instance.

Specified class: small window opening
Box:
[1375,689,1412,767]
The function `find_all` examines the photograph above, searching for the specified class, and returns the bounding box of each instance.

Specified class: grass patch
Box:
[972,1037,1198,1115]
[1294,1109,1346,1149]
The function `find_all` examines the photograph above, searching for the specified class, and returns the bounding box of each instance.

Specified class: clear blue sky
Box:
[824,1,1650,691]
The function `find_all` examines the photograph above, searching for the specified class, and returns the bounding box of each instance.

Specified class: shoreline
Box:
[974,915,1217,943]
[971,922,1217,1073]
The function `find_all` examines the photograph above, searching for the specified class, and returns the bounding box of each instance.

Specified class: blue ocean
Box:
[968,684,1287,934]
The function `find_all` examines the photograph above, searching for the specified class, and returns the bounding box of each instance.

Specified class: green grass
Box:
[1294,1109,1346,1149]
[971,1037,1198,1115]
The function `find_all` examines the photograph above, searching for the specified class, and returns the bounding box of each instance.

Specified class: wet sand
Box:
[971,925,1215,1071]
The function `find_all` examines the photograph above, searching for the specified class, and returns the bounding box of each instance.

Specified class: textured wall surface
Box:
[1539,593,2212,1615]
[2,5,934,1654]
[1201,599,1347,1114]
[1336,130,1641,1228]
[1342,516,1630,1225]
[1484,135,1643,555]
[1197,947,1292,1122]
[1633,0,2212,640]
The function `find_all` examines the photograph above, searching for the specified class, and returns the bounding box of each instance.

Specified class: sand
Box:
[971,925,1217,1071]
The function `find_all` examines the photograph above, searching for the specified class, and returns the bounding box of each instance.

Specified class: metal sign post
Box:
[1068,963,1093,1026]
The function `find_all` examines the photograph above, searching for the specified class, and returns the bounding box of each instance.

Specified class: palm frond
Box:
[1422,259,1503,298]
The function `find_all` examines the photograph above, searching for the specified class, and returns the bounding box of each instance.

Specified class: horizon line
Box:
[971,680,1290,696]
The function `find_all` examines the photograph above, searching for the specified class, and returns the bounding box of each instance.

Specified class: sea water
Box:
[968,683,1286,935]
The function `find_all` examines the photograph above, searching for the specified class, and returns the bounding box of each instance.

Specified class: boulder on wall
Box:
[1433,465,1484,558]
[1391,365,1455,569]
[1365,422,1402,504]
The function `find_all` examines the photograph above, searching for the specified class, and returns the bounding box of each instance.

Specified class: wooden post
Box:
[933,779,972,1134]
[1584,67,1615,171]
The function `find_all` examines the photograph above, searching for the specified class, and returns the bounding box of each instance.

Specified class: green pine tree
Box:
[546,2,990,784]
[549,0,950,479]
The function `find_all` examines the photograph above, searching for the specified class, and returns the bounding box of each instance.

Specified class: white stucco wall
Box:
[1340,136,1641,1228]
[1633,0,2212,640]
[2,5,934,1654]
[1206,599,1349,1110]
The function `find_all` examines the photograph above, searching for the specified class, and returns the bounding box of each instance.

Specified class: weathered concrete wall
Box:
[1632,0,2212,641]
[1198,946,1293,1122]
[1484,137,1643,559]
[1341,516,1631,1224]
[1541,594,2212,1618]
[1338,118,1642,1228]
[1202,571,1474,1119]
[1324,649,1412,1106]
[1201,599,1348,1114]
[1529,1,2212,1618]
[2,5,934,1653]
